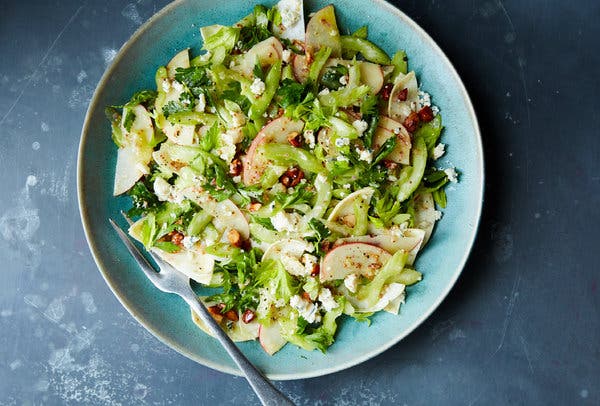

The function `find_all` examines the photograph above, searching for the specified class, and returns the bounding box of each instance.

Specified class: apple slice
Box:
[320,242,392,282]
[326,187,374,236]
[321,59,384,94]
[161,121,196,146]
[305,5,341,58]
[242,117,305,185]
[388,71,418,123]
[233,37,283,77]
[413,192,437,245]
[113,145,152,195]
[263,239,314,276]
[152,245,215,285]
[372,116,412,165]
[166,49,190,79]
[292,53,310,83]
[259,322,287,355]
[334,228,425,265]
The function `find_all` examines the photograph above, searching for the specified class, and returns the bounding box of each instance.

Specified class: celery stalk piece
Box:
[340,36,391,65]
[396,135,427,203]
[249,60,282,120]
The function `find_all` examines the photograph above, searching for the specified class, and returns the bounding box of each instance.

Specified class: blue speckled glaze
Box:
[78,0,483,380]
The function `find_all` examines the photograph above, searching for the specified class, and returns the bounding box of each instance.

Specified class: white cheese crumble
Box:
[431,105,440,116]
[433,210,443,221]
[232,175,241,183]
[344,273,359,293]
[216,144,236,163]
[358,149,373,163]
[278,0,302,28]
[303,130,315,149]
[388,175,398,182]
[182,236,199,249]
[250,78,266,96]
[418,90,431,108]
[334,137,350,147]
[301,253,318,276]
[336,155,349,162]
[231,111,246,127]
[271,211,301,232]
[444,167,458,183]
[172,81,184,92]
[433,143,446,160]
[161,79,171,92]
[194,93,206,113]
[318,88,330,96]
[290,295,321,323]
[223,127,244,145]
[318,288,338,311]
[153,177,185,204]
[342,183,351,189]
[339,75,348,86]
[282,49,292,63]
[352,119,368,135]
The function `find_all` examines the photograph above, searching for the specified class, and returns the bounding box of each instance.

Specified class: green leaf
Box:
[351,26,368,39]
[199,121,220,152]
[174,66,211,98]
[276,78,310,108]
[122,109,136,132]
[127,178,161,217]
[125,89,158,108]
[371,136,397,166]
[153,241,181,253]
[274,184,315,210]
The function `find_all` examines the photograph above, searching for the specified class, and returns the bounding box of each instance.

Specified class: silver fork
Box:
[109,216,295,406]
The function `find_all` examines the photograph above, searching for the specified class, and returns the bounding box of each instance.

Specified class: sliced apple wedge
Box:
[259,322,287,355]
[372,116,412,165]
[161,120,196,146]
[334,228,425,265]
[233,37,283,77]
[113,145,152,195]
[413,192,437,245]
[320,242,392,282]
[242,117,305,185]
[388,71,418,123]
[305,5,341,58]
[326,187,374,236]
[292,53,310,83]
[166,49,190,79]
[153,245,215,285]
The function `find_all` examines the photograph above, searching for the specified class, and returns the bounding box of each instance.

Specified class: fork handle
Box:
[183,295,295,406]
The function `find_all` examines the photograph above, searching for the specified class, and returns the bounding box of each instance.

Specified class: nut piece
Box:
[224,309,239,322]
[287,131,302,147]
[248,202,262,212]
[302,291,312,301]
[403,111,420,133]
[396,87,408,102]
[229,158,243,177]
[242,309,255,324]
[168,231,184,247]
[382,160,398,171]
[227,229,242,247]
[310,263,320,277]
[208,305,224,323]
[280,167,304,188]
[380,83,393,101]
[417,105,434,122]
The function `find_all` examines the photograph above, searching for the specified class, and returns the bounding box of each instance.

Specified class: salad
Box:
[106,0,457,355]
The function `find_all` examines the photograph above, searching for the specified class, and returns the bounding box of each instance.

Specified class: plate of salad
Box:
[78,0,483,379]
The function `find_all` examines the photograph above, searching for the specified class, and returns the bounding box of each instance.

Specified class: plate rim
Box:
[77,0,484,380]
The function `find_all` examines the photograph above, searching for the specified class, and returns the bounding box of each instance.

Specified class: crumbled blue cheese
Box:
[375,283,405,309]
[282,49,292,63]
[334,137,350,147]
[431,105,440,116]
[153,177,185,204]
[336,155,349,163]
[278,0,302,27]
[216,144,236,163]
[358,149,373,163]
[230,111,246,127]
[433,143,445,160]
[444,167,458,183]
[301,253,318,276]
[290,295,321,323]
[303,130,315,149]
[172,81,184,92]
[339,75,348,86]
[388,175,398,182]
[250,78,266,96]
[194,93,206,113]
[182,235,199,249]
[271,210,301,232]
[318,288,338,311]
[433,210,443,221]
[223,127,244,145]
[342,183,351,189]
[418,90,431,108]
[352,119,368,135]
[344,273,359,293]
[318,88,330,96]
[161,79,171,92]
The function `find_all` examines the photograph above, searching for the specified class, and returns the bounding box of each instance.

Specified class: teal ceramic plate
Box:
[78,0,483,380]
